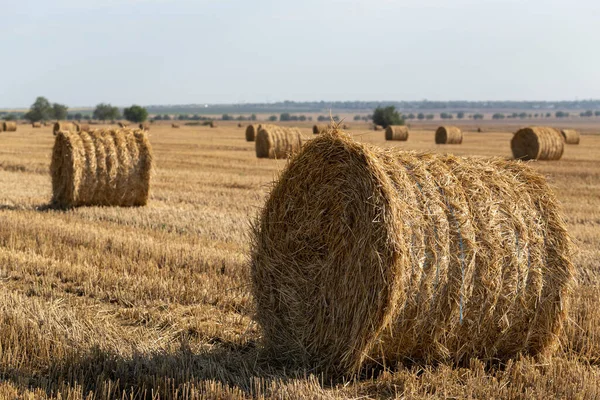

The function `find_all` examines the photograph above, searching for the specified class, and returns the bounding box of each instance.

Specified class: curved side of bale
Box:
[3,121,17,132]
[385,125,409,141]
[171,123,180,128]
[511,127,564,161]
[32,122,42,128]
[50,129,153,207]
[53,122,77,135]
[560,129,580,145]
[251,130,574,379]
[255,126,303,159]
[435,126,463,144]
[246,124,261,142]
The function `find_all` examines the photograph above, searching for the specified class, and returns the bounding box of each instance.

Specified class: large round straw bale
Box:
[435,126,463,144]
[560,129,580,145]
[312,124,329,134]
[246,124,262,142]
[511,127,564,161]
[50,128,153,207]
[172,123,180,128]
[385,125,409,141]
[32,122,42,128]
[251,130,574,378]
[255,126,303,159]
[2,121,17,132]
[53,122,77,135]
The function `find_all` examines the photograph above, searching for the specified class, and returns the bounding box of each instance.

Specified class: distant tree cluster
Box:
[93,103,120,121]
[372,106,404,127]
[280,113,309,122]
[123,105,148,123]
[555,111,570,118]
[23,96,69,122]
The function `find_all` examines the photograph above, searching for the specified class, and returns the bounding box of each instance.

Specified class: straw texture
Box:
[560,129,580,145]
[435,126,463,144]
[50,128,153,207]
[251,130,574,379]
[511,127,564,161]
[255,126,302,159]
[385,125,409,141]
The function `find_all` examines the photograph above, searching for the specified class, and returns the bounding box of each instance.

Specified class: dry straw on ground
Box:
[50,128,153,207]
[435,126,463,144]
[255,126,302,159]
[313,124,329,134]
[561,129,580,145]
[245,124,261,142]
[251,129,574,379]
[32,122,42,128]
[53,122,78,135]
[385,125,409,141]
[171,123,180,128]
[2,121,17,132]
[511,127,564,161]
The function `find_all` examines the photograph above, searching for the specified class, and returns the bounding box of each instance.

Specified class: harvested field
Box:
[0,123,598,399]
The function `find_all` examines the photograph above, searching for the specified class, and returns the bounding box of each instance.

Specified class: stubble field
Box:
[0,122,598,399]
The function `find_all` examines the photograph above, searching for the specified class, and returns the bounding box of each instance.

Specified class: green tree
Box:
[73,112,83,120]
[3,114,16,121]
[250,114,257,121]
[52,103,68,120]
[473,113,484,120]
[163,114,171,121]
[280,113,291,121]
[154,115,163,121]
[372,106,403,127]
[123,105,148,123]
[299,115,307,121]
[93,103,120,121]
[268,115,277,122]
[353,115,361,121]
[317,115,327,122]
[425,114,434,120]
[222,114,234,121]
[456,111,465,119]
[23,96,52,122]
[417,113,425,120]
[492,113,505,120]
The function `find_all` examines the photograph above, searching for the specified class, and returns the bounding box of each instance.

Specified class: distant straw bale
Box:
[255,126,303,159]
[313,124,329,134]
[560,129,580,145]
[385,125,409,141]
[251,130,574,379]
[118,122,129,128]
[373,124,383,131]
[53,122,77,136]
[50,128,153,207]
[2,121,17,132]
[139,122,150,131]
[435,126,463,144]
[209,121,217,128]
[238,123,243,128]
[77,123,91,132]
[246,124,261,142]
[511,127,564,161]
[32,122,42,128]
[172,123,180,128]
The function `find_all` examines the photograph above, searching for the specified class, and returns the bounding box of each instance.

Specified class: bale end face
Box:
[511,127,564,161]
[435,126,462,144]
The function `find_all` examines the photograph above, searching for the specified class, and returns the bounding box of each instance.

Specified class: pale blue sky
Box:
[1,0,598,108]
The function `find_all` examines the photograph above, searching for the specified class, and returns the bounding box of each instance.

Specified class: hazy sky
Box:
[1,0,598,108]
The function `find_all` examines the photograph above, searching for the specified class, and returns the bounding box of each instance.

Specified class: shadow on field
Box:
[3,338,318,398]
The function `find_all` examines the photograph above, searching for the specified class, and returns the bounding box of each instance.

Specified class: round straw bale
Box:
[118,122,129,128]
[50,128,153,207]
[251,130,574,378]
[238,123,243,128]
[2,121,17,132]
[560,129,580,145]
[78,123,91,132]
[171,123,180,128]
[209,121,217,128]
[53,122,77,135]
[312,124,329,134]
[139,122,150,131]
[255,126,303,159]
[373,124,383,131]
[32,122,42,128]
[385,125,409,141]
[511,127,564,161]
[435,126,463,144]
[246,124,262,142]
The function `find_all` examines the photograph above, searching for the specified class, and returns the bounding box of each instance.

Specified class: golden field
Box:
[0,122,598,399]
